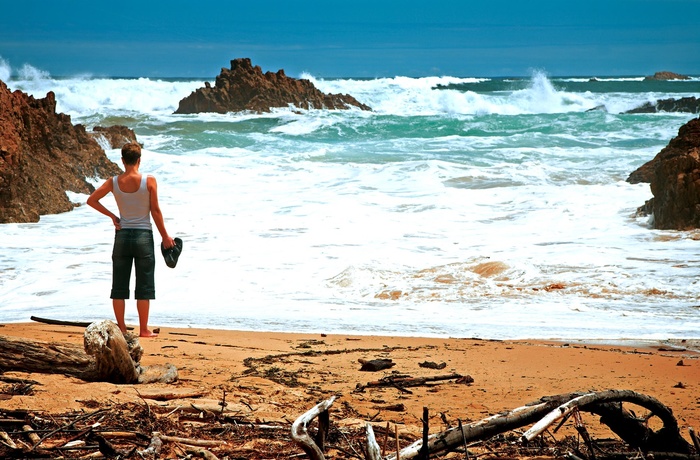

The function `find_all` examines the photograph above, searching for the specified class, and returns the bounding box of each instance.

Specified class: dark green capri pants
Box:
[110,229,155,300]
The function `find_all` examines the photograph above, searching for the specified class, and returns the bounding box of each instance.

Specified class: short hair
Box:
[121,143,142,165]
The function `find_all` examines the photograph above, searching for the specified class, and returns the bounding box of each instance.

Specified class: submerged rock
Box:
[629,116,700,230]
[90,125,138,150]
[0,80,121,223]
[625,97,700,114]
[175,58,371,114]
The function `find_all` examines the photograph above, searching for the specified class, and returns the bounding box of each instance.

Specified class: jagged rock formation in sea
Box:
[0,80,123,223]
[625,96,700,114]
[175,58,372,114]
[628,116,700,230]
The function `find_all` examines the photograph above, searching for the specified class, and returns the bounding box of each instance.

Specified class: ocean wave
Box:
[305,70,601,116]
[3,60,695,121]
[3,61,203,118]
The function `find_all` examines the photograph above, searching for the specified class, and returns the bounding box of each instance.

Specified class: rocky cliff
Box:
[628,116,700,230]
[0,80,122,223]
[175,58,372,114]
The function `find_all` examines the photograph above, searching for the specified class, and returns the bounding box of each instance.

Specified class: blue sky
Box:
[1,0,698,78]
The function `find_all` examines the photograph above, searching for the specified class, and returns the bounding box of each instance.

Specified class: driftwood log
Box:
[387,389,691,460]
[0,320,176,384]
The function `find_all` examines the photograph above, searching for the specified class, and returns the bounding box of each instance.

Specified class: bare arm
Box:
[87,178,121,230]
[147,175,175,249]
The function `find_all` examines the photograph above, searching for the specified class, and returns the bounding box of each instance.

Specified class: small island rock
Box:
[644,71,690,81]
[175,58,371,114]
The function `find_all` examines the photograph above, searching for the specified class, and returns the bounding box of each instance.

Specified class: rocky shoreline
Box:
[628,116,700,229]
[0,80,129,223]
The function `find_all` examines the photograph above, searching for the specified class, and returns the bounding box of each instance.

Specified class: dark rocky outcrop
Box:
[628,116,700,229]
[0,80,122,223]
[90,125,138,149]
[644,71,690,81]
[625,96,700,114]
[175,58,371,114]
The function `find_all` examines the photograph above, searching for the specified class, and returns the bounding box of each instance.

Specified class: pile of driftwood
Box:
[0,400,289,458]
[0,389,698,459]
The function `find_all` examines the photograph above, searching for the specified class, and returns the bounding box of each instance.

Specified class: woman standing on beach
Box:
[87,143,175,337]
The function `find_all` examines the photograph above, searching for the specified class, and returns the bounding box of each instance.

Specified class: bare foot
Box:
[139,330,159,338]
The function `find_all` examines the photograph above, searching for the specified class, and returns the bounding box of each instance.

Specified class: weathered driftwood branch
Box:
[365,423,382,460]
[0,320,176,384]
[153,432,227,447]
[0,334,95,380]
[419,407,430,460]
[84,321,141,383]
[0,428,18,449]
[522,392,591,441]
[386,399,559,460]
[136,390,206,401]
[578,389,691,453]
[690,427,700,452]
[30,315,130,330]
[383,390,691,460]
[530,390,692,452]
[291,396,337,460]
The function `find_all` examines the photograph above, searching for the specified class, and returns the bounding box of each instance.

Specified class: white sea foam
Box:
[6,71,203,118]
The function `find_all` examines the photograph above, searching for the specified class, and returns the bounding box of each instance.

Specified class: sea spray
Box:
[0,56,10,82]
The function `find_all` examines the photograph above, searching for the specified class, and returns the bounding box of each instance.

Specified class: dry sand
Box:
[0,321,699,454]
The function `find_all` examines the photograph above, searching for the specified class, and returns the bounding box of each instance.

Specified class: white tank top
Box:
[112,175,152,230]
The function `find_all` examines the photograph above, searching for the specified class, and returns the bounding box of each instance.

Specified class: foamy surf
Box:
[1,62,699,340]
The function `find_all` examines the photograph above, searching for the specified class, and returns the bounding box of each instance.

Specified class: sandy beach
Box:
[0,321,698,457]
